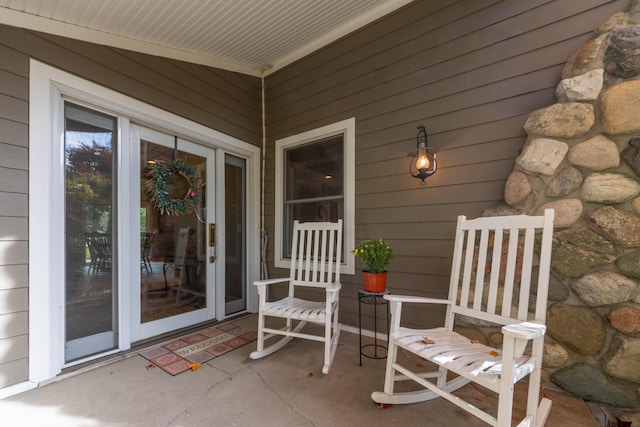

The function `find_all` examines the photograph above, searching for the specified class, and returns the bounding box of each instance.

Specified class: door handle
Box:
[209,223,215,263]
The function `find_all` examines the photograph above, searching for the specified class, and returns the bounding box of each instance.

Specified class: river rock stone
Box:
[547,304,606,355]
[548,272,570,302]
[586,206,640,247]
[581,173,640,204]
[617,249,640,279]
[595,12,632,36]
[543,340,570,368]
[609,306,640,334]
[561,35,607,79]
[482,204,524,217]
[605,26,640,78]
[602,335,640,383]
[535,199,582,228]
[567,135,620,171]
[504,171,531,205]
[570,270,638,306]
[524,103,594,138]
[622,138,640,176]
[550,228,617,278]
[556,69,604,102]
[517,138,568,176]
[551,362,639,408]
[530,266,570,301]
[547,166,583,197]
[601,80,640,134]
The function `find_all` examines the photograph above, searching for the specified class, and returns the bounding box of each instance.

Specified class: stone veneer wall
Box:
[477,2,640,421]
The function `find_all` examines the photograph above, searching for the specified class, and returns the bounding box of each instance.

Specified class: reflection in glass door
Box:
[134,126,215,340]
[64,102,118,362]
[225,154,246,315]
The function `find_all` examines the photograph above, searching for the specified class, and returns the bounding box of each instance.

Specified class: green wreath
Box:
[146,160,202,216]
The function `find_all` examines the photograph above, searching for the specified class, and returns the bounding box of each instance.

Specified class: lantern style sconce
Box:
[409,125,437,185]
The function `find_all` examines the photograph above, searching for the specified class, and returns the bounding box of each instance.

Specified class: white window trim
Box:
[274,118,355,274]
[28,59,262,384]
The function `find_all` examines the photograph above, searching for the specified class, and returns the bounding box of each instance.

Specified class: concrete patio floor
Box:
[1,314,598,426]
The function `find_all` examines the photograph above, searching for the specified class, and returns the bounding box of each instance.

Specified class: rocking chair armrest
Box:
[383,294,452,305]
[325,282,341,293]
[502,320,546,340]
[253,277,290,287]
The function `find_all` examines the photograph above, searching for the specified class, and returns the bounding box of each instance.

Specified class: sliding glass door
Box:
[64,102,118,362]
[133,126,216,340]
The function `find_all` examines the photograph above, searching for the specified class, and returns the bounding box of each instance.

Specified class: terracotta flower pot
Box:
[363,271,387,293]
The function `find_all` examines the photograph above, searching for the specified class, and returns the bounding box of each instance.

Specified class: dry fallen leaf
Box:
[489,350,499,357]
[374,402,393,409]
[189,362,201,371]
[421,337,435,344]
[146,363,156,370]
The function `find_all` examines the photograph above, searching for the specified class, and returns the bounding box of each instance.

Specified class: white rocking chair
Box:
[250,220,342,374]
[372,210,555,427]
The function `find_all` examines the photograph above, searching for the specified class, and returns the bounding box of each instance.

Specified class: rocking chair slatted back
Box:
[289,220,342,290]
[447,211,554,330]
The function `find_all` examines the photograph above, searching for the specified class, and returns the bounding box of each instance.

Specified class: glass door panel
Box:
[135,126,215,340]
[64,102,118,362]
[224,154,246,315]
[140,143,207,322]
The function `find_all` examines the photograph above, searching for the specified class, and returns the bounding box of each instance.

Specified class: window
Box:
[275,118,355,274]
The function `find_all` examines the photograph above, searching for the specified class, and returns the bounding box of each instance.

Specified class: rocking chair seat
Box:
[263,293,339,321]
[393,326,538,388]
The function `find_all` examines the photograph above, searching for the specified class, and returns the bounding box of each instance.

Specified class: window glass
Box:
[275,118,355,274]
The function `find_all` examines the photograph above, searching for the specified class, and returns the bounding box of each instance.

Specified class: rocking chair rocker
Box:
[250,220,342,374]
[372,210,555,427]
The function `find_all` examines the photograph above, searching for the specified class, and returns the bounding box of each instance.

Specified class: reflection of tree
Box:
[65,139,113,291]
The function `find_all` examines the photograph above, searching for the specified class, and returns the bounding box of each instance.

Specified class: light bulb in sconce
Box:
[416,145,430,170]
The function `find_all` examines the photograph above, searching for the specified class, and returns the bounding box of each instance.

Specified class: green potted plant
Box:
[352,238,393,292]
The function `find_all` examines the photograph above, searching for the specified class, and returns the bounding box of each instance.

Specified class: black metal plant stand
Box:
[358,288,390,366]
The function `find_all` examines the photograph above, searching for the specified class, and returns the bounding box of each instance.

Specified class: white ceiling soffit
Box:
[0,0,413,77]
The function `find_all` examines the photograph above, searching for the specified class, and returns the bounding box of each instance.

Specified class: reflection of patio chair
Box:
[162,227,195,293]
[85,233,111,274]
[140,232,155,274]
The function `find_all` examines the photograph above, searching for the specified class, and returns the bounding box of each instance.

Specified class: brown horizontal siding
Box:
[264,0,631,330]
[0,22,261,389]
[0,25,262,146]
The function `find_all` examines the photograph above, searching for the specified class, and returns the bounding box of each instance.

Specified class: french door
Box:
[132,126,217,341]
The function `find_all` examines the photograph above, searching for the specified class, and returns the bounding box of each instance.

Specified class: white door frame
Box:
[28,59,261,384]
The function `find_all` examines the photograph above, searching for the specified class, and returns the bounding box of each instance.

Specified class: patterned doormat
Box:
[139,322,257,375]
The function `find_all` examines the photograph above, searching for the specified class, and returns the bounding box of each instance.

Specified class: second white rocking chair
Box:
[372,210,555,427]
[250,220,342,374]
